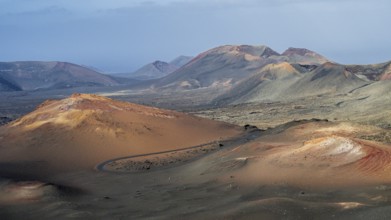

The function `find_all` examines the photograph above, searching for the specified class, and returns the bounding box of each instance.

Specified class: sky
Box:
[0,0,390,73]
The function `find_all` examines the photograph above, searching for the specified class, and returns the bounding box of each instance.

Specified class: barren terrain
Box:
[1,116,391,219]
[1,45,391,219]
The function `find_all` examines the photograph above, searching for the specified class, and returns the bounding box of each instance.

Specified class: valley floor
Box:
[1,120,391,219]
[1,88,391,219]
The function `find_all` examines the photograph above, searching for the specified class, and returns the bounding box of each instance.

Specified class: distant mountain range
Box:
[1,45,390,102]
[0,61,132,91]
[134,44,390,105]
[117,56,193,80]
[149,45,330,90]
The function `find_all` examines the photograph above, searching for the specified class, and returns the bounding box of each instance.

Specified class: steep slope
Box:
[284,62,368,97]
[213,62,368,105]
[0,61,120,90]
[213,62,302,104]
[0,94,241,174]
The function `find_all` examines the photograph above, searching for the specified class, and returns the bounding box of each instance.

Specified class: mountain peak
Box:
[209,45,280,58]
[152,60,171,72]
[281,47,330,64]
[283,47,314,56]
[53,93,160,113]
[1,94,240,173]
[128,61,178,80]
[282,47,327,59]
[11,94,179,131]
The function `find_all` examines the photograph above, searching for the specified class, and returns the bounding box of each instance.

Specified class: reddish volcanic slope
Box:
[186,121,391,188]
[0,94,242,174]
[281,47,329,64]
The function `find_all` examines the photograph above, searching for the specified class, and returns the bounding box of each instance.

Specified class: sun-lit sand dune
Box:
[0,93,242,175]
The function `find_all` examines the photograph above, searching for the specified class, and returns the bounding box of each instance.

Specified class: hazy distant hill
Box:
[169,55,194,67]
[119,56,193,80]
[0,61,121,91]
[128,61,178,80]
[0,75,22,91]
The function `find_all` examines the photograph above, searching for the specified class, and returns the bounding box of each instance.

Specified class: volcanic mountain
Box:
[280,47,330,65]
[152,45,281,90]
[121,44,391,108]
[0,94,241,175]
[148,45,330,91]
[213,62,368,105]
[0,61,121,90]
[213,62,303,104]
[346,61,391,81]
[124,61,178,80]
[282,62,368,98]
[119,56,193,80]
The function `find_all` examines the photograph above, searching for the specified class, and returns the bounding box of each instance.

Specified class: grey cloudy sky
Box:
[0,0,390,72]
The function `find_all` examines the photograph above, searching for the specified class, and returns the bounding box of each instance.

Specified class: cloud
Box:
[0,6,74,25]
[0,0,390,71]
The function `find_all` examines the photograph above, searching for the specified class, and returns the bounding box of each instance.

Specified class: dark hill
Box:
[0,61,121,91]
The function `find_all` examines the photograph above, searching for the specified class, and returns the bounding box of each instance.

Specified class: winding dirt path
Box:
[95,129,261,172]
